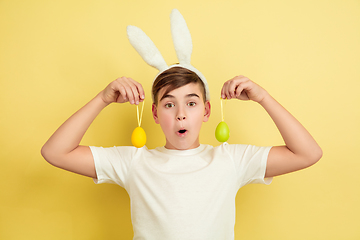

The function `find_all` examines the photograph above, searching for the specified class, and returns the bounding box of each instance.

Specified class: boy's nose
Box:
[176,115,186,121]
[176,106,186,121]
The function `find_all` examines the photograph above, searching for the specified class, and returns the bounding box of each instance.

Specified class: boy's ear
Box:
[203,101,211,122]
[152,103,160,124]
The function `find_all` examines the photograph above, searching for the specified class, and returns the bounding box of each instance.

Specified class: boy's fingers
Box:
[237,80,256,100]
[221,76,251,100]
[113,81,128,103]
[235,86,245,99]
[128,78,145,103]
[129,84,140,104]
[223,83,232,99]
[228,80,239,98]
[134,82,146,102]
[224,80,237,99]
[137,85,145,100]
[109,77,146,104]
[120,81,136,104]
[221,83,229,99]
[118,86,128,102]
[129,89,138,105]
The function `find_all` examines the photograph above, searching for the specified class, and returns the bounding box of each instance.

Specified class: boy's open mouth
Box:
[177,129,188,137]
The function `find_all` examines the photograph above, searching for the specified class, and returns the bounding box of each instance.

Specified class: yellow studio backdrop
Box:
[1,0,359,239]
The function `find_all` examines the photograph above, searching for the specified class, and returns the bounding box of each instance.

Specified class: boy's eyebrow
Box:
[160,93,200,102]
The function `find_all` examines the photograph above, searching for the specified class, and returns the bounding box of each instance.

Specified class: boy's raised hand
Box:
[221,75,268,103]
[100,77,145,105]
[42,76,145,179]
[222,76,322,178]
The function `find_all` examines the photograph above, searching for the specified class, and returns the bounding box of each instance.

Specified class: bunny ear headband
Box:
[127,9,210,102]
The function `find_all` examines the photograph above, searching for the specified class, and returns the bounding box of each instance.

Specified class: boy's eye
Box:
[187,102,196,107]
[165,103,175,108]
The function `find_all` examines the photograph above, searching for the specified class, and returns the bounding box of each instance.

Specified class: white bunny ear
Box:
[170,9,192,65]
[127,25,168,72]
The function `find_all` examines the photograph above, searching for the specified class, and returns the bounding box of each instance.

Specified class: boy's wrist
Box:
[95,91,111,108]
[258,91,274,107]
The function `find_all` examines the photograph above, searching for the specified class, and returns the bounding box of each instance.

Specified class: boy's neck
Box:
[164,139,201,150]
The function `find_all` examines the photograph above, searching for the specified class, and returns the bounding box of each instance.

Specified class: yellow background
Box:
[1,0,359,239]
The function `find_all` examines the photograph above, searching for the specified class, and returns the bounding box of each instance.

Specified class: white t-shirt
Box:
[90,143,272,240]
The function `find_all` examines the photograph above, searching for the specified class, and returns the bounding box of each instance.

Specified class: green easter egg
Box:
[215,121,230,142]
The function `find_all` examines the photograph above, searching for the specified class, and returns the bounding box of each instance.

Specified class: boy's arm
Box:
[41,77,145,178]
[221,76,322,178]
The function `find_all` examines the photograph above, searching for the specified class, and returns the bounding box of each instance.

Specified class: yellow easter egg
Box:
[131,126,146,148]
[215,121,230,142]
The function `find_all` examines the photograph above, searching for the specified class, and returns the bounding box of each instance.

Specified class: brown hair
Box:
[152,67,206,105]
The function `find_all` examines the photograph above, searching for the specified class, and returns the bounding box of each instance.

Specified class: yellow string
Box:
[137,100,145,127]
[220,98,226,122]
[220,98,224,122]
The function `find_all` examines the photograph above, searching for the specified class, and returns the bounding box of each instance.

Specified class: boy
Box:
[42,66,322,239]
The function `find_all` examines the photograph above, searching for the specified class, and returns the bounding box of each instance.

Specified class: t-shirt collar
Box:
[155,144,206,156]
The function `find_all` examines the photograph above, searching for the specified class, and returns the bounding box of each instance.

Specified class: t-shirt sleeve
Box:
[89,146,136,188]
[223,143,272,188]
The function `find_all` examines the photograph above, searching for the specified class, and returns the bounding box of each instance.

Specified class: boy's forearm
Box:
[259,93,322,162]
[42,93,108,159]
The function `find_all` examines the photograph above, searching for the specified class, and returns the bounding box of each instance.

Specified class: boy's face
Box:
[152,83,211,150]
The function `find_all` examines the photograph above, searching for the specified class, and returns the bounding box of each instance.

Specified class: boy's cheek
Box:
[159,122,173,138]
[156,113,172,128]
